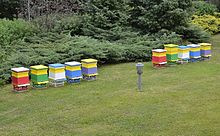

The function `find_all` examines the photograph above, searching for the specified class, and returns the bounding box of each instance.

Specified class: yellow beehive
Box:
[12,71,29,78]
[30,65,48,75]
[200,43,212,50]
[49,68,65,73]
[65,66,81,71]
[152,51,166,57]
[31,69,47,75]
[190,47,200,52]
[178,48,190,54]
[81,59,98,68]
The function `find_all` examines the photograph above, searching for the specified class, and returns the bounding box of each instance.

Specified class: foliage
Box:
[192,14,220,34]
[0,32,181,85]
[80,0,131,41]
[193,1,218,15]
[209,0,220,10]
[176,24,211,43]
[0,0,20,19]
[0,19,37,47]
[129,0,193,33]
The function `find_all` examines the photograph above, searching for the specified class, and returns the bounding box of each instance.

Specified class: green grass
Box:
[1,35,220,136]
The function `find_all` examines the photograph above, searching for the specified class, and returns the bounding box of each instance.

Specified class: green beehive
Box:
[30,65,49,85]
[31,74,48,83]
[166,54,178,61]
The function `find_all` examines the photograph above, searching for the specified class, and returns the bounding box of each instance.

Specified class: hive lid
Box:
[31,65,48,70]
[164,44,178,48]
[152,49,167,53]
[11,67,29,72]
[65,61,81,66]
[49,63,65,68]
[199,43,212,46]
[179,46,189,49]
[187,44,200,48]
[81,59,98,63]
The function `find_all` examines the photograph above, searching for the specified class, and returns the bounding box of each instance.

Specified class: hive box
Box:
[178,46,190,60]
[30,65,48,84]
[164,44,178,62]
[188,44,201,58]
[152,49,167,64]
[49,63,66,81]
[11,67,30,86]
[81,59,98,76]
[199,43,212,57]
[65,61,82,79]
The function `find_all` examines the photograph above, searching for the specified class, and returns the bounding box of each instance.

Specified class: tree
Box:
[129,0,193,33]
[0,0,20,19]
[19,0,86,19]
[208,0,220,10]
[81,0,131,41]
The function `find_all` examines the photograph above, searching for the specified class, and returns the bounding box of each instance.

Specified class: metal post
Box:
[136,63,144,92]
[138,73,142,91]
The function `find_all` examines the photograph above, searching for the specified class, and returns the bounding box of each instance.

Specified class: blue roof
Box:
[179,46,189,49]
[49,63,65,68]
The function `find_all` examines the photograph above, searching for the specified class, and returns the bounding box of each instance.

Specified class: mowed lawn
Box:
[0,35,220,136]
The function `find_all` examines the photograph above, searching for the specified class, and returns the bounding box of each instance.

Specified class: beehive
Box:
[81,59,98,76]
[11,67,30,91]
[164,44,178,62]
[152,49,167,64]
[187,44,201,59]
[178,46,190,60]
[30,65,49,85]
[65,61,82,79]
[199,43,212,57]
[49,63,66,81]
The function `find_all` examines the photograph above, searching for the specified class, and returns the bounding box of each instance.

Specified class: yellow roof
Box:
[81,59,98,63]
[30,65,48,70]
[199,43,212,46]
[164,44,178,48]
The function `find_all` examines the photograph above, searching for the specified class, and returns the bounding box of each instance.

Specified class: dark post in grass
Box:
[136,63,144,92]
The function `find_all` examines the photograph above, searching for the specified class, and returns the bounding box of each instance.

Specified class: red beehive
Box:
[152,49,167,64]
[11,67,30,86]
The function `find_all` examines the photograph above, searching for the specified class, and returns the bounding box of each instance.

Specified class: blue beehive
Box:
[187,44,201,59]
[65,61,82,79]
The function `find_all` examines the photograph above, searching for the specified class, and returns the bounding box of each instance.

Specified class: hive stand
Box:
[66,77,82,84]
[49,79,65,87]
[32,82,48,89]
[189,57,202,62]
[83,74,98,81]
[177,58,189,64]
[201,56,211,61]
[13,84,29,92]
[152,62,167,68]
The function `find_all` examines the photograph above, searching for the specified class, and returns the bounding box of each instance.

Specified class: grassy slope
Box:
[0,35,220,136]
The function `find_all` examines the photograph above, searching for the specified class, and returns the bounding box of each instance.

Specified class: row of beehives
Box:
[11,59,98,92]
[152,43,211,67]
